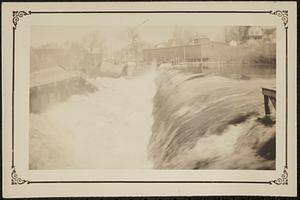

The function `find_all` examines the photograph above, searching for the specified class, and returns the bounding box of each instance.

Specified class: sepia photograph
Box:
[2,2,297,198]
[29,22,276,170]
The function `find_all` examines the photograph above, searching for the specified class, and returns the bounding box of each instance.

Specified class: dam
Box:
[29,26,276,170]
[29,65,276,170]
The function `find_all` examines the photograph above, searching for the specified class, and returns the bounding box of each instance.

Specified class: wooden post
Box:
[262,87,276,116]
[264,95,271,115]
[270,97,276,109]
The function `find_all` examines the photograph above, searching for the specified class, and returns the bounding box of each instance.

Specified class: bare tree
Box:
[126,27,146,63]
[81,30,105,54]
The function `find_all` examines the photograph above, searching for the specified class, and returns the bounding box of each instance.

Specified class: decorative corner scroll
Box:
[270,10,288,29]
[12,11,31,30]
[11,166,29,185]
[270,166,288,185]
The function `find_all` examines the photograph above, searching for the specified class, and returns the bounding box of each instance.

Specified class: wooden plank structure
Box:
[30,66,97,113]
[262,87,276,116]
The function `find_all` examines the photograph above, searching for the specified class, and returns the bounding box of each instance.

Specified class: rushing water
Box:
[30,66,276,170]
[148,68,276,170]
[30,70,157,169]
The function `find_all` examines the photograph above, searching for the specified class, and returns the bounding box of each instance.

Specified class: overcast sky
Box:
[31,14,228,51]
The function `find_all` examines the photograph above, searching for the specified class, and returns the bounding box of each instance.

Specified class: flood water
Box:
[149,68,276,169]
[30,70,157,169]
[29,66,276,170]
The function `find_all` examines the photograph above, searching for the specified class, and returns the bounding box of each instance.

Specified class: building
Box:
[225,26,249,44]
[143,40,276,66]
[31,46,103,76]
[143,40,236,65]
[30,48,65,72]
[247,26,264,40]
[29,46,101,113]
[225,26,276,44]
[30,66,97,113]
[262,27,276,43]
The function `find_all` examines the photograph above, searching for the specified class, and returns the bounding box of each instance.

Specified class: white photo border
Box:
[9,9,288,186]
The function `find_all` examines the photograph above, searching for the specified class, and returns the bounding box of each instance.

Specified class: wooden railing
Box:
[262,87,276,116]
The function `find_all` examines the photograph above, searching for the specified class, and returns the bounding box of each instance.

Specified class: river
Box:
[149,68,276,170]
[30,70,157,169]
[29,67,276,170]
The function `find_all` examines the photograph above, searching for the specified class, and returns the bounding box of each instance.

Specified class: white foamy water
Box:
[30,70,157,169]
[148,69,276,170]
[30,67,276,170]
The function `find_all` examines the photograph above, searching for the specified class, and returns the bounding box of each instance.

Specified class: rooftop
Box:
[30,66,79,88]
